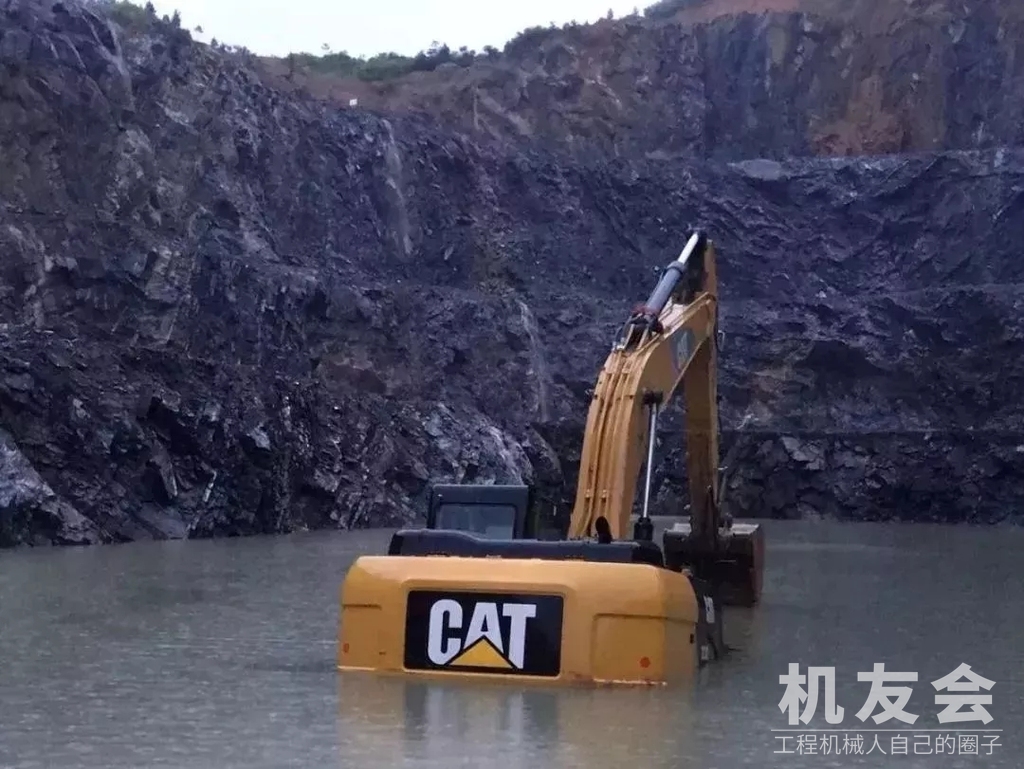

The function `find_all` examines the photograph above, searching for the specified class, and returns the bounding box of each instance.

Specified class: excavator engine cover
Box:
[338,530,723,686]
[662,522,765,608]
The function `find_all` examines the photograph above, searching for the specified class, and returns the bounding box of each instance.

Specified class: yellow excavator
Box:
[338,231,765,686]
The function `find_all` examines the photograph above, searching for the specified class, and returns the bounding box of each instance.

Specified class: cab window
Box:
[434,503,518,539]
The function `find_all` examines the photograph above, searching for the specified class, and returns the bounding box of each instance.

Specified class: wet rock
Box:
[0,429,103,546]
[4,372,34,392]
[305,468,340,498]
[244,426,272,454]
[781,437,825,470]
[144,447,177,504]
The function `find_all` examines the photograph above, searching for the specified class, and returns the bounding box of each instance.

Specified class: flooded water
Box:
[1,520,1021,769]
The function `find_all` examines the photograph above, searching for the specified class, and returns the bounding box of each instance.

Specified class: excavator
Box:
[338,231,765,686]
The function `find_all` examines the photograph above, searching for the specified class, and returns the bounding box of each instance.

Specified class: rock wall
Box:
[1,0,1022,545]
[303,0,1024,159]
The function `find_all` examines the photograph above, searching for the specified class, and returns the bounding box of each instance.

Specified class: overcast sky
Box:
[143,0,647,59]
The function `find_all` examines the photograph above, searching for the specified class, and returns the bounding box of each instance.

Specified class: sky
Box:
[143,0,648,59]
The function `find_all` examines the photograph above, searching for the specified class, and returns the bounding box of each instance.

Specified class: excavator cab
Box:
[391,483,667,566]
[424,484,537,540]
[414,483,761,607]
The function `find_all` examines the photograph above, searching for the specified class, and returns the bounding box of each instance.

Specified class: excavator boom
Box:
[569,231,720,544]
[567,231,762,607]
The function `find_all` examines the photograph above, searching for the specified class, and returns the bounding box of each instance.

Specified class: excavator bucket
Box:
[338,530,724,687]
[662,521,765,608]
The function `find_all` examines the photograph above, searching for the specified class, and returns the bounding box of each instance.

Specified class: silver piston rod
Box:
[640,401,660,521]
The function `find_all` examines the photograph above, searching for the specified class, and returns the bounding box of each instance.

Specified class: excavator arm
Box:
[568,231,721,543]
[568,231,763,607]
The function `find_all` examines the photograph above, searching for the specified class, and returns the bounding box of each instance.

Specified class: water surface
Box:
[1,520,1020,768]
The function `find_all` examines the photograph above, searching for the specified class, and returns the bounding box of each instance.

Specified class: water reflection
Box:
[336,672,697,769]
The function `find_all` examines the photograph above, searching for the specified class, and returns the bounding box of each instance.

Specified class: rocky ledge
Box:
[0,0,1021,545]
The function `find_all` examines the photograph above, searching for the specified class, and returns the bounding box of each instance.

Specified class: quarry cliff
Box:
[264,0,1024,159]
[0,0,1021,546]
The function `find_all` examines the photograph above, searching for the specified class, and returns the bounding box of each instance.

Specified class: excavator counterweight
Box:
[338,231,765,686]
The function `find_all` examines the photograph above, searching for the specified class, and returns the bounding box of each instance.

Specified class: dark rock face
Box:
[1,0,1021,545]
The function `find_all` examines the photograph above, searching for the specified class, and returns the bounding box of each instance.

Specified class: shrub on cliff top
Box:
[83,0,155,31]
[287,42,479,81]
[83,0,193,46]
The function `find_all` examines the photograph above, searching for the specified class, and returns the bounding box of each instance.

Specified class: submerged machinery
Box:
[338,231,764,686]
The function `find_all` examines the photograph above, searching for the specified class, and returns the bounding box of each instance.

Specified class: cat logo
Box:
[404,590,563,677]
[427,599,534,669]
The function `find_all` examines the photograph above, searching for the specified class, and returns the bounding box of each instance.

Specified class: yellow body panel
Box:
[338,555,702,686]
